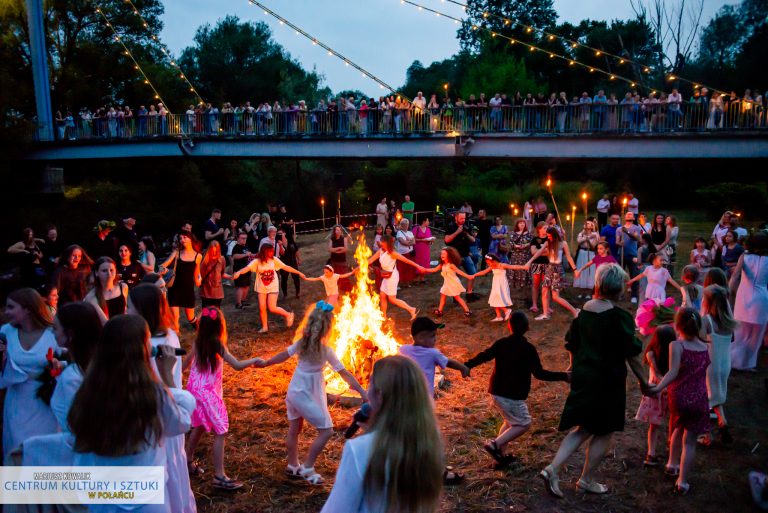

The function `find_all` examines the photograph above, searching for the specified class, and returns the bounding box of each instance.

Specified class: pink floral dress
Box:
[187,355,228,435]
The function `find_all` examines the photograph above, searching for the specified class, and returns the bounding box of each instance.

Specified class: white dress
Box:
[50,363,84,433]
[731,254,768,370]
[0,324,60,460]
[573,248,596,289]
[643,266,670,302]
[73,387,195,513]
[379,251,399,296]
[150,331,196,513]
[488,268,513,307]
[285,342,346,429]
[704,315,732,408]
[440,265,465,296]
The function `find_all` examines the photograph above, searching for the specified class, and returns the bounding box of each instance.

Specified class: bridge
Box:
[20,105,768,161]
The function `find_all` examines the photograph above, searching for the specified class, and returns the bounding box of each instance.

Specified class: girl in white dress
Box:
[474,254,529,321]
[305,264,357,306]
[729,233,768,371]
[422,247,473,317]
[367,235,423,319]
[233,242,305,333]
[68,314,196,513]
[259,303,368,485]
[0,288,60,460]
[700,285,737,445]
[627,253,682,303]
[127,284,198,507]
[321,355,443,513]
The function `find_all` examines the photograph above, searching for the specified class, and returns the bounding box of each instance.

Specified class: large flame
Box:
[325,231,400,395]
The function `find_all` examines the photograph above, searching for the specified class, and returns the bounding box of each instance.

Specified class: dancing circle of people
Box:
[1,202,767,511]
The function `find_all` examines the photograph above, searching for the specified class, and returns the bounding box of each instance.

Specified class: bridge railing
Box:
[48,102,767,141]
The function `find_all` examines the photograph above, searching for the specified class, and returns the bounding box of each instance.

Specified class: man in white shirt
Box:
[489,93,503,130]
[596,194,611,230]
[627,194,639,224]
[412,92,427,132]
[668,88,683,129]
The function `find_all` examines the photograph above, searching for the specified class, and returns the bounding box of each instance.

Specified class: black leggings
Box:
[280,270,300,297]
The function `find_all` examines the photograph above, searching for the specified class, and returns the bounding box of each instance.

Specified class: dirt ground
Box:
[176,230,768,513]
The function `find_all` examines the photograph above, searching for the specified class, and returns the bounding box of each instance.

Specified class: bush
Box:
[695,182,768,217]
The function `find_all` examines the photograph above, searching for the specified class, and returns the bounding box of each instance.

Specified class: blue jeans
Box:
[461,255,477,275]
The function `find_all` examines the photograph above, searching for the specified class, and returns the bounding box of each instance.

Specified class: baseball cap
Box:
[410,317,445,336]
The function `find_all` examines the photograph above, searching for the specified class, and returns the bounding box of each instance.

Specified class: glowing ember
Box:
[325,231,400,395]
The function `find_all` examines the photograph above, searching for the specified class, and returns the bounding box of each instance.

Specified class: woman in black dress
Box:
[159,231,201,327]
[117,244,146,289]
[328,225,352,294]
[540,263,647,498]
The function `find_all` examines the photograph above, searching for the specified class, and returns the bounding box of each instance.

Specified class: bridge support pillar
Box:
[25,0,54,141]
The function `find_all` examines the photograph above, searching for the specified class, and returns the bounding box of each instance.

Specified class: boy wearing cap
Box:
[465,311,569,468]
[304,265,357,306]
[399,317,470,397]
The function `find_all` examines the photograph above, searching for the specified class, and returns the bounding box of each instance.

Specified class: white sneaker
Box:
[535,313,551,321]
[631,297,638,304]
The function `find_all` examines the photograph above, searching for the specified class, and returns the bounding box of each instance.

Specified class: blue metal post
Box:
[25,0,54,141]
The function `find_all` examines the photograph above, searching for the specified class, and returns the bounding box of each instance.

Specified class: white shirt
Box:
[597,199,610,213]
[287,341,345,374]
[320,273,341,296]
[712,224,729,246]
[489,97,503,109]
[628,197,639,214]
[412,97,426,111]
[321,432,378,513]
[395,230,415,254]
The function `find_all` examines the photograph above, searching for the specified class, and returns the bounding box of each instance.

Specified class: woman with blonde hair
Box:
[321,355,443,513]
[0,288,59,459]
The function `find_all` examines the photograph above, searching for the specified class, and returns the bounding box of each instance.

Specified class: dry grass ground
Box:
[175,225,767,513]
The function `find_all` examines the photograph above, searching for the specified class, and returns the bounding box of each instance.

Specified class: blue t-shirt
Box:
[617,224,642,258]
[601,225,619,258]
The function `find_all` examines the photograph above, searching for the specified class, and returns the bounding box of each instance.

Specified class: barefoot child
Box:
[634,325,676,467]
[232,242,304,333]
[649,308,711,494]
[259,301,368,485]
[184,307,263,490]
[421,247,473,317]
[399,317,470,398]
[473,254,529,322]
[464,311,569,468]
[304,265,356,306]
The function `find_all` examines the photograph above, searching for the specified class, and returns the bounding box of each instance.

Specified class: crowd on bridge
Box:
[1,192,768,511]
[48,86,768,140]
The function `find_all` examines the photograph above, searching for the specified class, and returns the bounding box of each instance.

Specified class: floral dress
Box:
[489,224,509,262]
[508,231,532,289]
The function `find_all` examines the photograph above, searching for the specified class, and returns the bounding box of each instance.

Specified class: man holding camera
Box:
[445,211,478,300]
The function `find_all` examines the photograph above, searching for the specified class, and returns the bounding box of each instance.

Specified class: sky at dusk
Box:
[161,0,731,97]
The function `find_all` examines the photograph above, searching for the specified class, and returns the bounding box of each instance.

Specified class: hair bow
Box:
[201,307,218,320]
[315,300,335,313]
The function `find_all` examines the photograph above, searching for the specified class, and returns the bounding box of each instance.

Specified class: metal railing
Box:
[48,103,767,141]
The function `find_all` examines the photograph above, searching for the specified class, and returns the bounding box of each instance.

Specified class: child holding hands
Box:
[184,307,264,490]
[304,264,356,306]
[259,301,368,485]
[422,247,474,317]
[473,254,529,322]
[464,311,569,468]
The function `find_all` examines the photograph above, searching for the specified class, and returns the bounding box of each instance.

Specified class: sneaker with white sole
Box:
[535,313,551,321]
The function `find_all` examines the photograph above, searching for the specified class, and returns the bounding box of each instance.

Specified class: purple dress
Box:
[412,225,432,268]
[668,346,710,435]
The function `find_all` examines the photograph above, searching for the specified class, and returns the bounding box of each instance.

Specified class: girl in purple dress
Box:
[650,308,710,495]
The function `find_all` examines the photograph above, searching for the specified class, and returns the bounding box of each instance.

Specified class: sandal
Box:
[463,310,473,318]
[212,475,243,490]
[491,317,504,322]
[433,309,443,317]
[187,461,205,477]
[299,465,324,486]
[577,478,608,494]
[643,454,660,467]
[285,463,302,479]
[539,465,563,498]
[672,482,690,495]
[443,466,464,485]
[664,465,680,477]
[483,440,504,463]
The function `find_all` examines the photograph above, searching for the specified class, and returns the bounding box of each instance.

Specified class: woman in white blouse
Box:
[321,356,443,513]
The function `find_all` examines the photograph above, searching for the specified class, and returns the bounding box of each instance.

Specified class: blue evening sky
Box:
[161,0,730,96]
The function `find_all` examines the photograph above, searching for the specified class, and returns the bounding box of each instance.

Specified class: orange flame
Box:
[325,230,400,395]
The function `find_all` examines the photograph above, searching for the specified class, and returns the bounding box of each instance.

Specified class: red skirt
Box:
[396,252,415,285]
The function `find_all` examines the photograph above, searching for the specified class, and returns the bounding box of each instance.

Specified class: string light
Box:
[441,0,735,98]
[120,0,204,104]
[248,0,402,97]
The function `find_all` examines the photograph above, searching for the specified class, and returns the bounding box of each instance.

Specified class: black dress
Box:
[105,285,127,318]
[168,254,198,309]
[329,237,351,294]
[558,308,642,435]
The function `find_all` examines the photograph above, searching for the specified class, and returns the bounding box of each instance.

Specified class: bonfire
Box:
[324,231,400,395]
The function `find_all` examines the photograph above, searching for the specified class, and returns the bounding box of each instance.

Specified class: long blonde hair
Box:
[292,305,333,364]
[702,285,738,333]
[364,356,443,513]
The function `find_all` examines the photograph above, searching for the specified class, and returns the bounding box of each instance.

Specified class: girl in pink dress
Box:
[649,308,711,495]
[184,307,263,490]
[412,217,434,284]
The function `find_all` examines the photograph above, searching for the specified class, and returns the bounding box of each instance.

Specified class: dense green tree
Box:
[178,16,328,106]
[458,0,558,52]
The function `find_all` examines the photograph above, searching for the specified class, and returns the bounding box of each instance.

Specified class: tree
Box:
[178,16,326,106]
[458,0,558,53]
